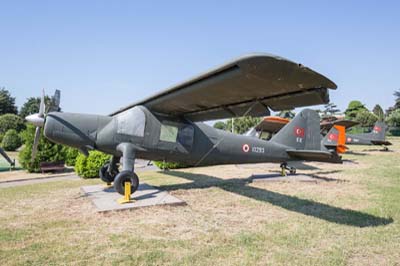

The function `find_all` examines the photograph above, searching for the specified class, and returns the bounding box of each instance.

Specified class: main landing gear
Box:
[280,163,296,176]
[99,143,140,198]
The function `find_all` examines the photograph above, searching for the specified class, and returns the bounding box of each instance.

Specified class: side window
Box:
[160,124,178,142]
[178,125,194,149]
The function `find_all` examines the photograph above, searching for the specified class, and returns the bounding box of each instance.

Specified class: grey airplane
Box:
[26,54,344,196]
[345,121,392,148]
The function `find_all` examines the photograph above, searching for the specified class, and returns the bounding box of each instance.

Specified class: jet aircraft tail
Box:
[271,109,343,163]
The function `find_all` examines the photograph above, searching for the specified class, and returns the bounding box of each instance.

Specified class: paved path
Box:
[0,174,80,188]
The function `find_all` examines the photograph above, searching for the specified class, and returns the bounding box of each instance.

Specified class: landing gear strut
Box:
[280,163,296,176]
[113,143,140,196]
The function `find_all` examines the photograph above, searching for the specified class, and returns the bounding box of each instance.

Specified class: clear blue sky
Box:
[1,1,399,116]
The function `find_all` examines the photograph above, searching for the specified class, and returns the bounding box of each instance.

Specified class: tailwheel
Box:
[114,171,139,196]
[99,163,119,184]
[289,167,296,175]
[383,146,389,152]
[280,163,296,176]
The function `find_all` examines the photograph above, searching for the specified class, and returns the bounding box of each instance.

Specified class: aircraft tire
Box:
[99,163,117,183]
[289,167,296,175]
[114,171,139,195]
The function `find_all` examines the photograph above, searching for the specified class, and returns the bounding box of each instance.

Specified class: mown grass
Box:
[0,139,399,265]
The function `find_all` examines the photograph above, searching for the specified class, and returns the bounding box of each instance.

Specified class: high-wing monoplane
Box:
[345,121,392,149]
[25,53,342,196]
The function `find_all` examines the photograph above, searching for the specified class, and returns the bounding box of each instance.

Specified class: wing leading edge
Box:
[110,53,337,121]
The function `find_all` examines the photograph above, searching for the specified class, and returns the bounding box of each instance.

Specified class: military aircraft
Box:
[248,115,358,138]
[25,53,343,196]
[245,116,290,140]
[345,121,392,149]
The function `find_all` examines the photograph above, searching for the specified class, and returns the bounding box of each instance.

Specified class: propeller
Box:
[25,89,61,162]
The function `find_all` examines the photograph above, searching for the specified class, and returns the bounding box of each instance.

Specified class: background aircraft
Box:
[346,121,392,149]
[249,116,358,138]
[25,53,341,196]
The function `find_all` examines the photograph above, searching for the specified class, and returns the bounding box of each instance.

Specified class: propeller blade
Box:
[53,90,61,111]
[31,126,41,162]
[38,89,45,117]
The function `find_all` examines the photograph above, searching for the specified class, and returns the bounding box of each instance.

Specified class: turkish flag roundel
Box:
[294,126,305,137]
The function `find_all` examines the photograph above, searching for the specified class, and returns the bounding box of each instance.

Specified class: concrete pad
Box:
[81,183,185,212]
[251,174,317,183]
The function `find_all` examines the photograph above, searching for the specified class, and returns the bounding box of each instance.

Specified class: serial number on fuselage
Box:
[252,147,265,153]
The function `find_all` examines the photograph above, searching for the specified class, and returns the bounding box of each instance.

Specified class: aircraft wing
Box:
[110,53,337,121]
[320,120,359,132]
[255,116,290,133]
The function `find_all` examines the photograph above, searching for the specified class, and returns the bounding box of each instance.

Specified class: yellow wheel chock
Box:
[281,167,286,177]
[117,181,133,204]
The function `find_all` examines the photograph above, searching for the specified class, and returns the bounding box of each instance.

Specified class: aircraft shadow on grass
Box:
[159,171,393,228]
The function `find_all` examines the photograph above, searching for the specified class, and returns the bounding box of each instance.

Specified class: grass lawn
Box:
[0,139,399,265]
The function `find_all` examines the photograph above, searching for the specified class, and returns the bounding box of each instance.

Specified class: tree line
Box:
[213,90,400,135]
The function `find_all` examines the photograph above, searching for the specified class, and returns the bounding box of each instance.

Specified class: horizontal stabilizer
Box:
[371,140,392,146]
[286,149,342,163]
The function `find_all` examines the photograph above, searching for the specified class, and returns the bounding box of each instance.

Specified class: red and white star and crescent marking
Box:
[294,126,305,137]
[328,133,338,141]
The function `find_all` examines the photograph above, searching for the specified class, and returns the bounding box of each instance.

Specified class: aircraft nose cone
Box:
[26,113,45,127]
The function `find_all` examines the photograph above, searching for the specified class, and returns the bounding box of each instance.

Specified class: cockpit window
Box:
[160,124,178,142]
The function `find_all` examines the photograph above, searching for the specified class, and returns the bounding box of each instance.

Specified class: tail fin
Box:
[369,121,387,140]
[271,109,321,150]
[272,109,343,163]
[322,125,348,153]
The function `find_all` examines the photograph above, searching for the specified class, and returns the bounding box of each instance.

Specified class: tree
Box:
[394,90,400,110]
[322,102,340,117]
[372,104,385,121]
[355,110,378,128]
[277,109,295,119]
[386,109,400,127]
[213,121,227,131]
[0,114,25,134]
[0,88,18,115]
[226,116,261,134]
[19,95,54,118]
[344,101,367,120]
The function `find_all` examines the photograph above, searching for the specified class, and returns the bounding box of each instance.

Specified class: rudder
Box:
[271,109,321,150]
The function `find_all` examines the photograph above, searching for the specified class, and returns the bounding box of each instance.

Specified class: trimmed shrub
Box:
[18,124,67,172]
[75,151,111,178]
[1,129,22,151]
[65,147,80,166]
[153,161,187,170]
